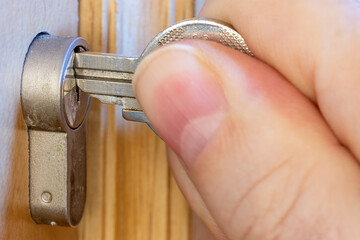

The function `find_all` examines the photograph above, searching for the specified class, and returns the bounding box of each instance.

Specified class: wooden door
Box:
[77,0,208,239]
[0,1,78,239]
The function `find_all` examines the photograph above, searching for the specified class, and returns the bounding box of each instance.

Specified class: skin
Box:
[133,0,360,239]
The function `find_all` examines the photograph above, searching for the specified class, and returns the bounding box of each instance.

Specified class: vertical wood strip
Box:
[168,175,191,240]
[102,107,117,240]
[79,0,108,52]
[114,121,169,240]
[175,0,194,22]
[78,101,107,240]
[78,0,109,239]
[102,1,118,239]
[113,1,170,240]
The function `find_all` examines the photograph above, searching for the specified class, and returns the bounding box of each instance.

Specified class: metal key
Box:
[73,18,254,132]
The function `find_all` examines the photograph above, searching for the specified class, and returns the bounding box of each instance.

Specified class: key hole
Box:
[76,85,80,103]
[74,46,85,104]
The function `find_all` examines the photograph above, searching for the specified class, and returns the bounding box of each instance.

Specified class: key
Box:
[73,18,254,133]
[74,53,145,123]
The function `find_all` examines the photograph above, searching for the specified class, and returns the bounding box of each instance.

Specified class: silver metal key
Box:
[73,18,254,132]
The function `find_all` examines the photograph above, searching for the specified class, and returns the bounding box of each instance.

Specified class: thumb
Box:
[133,41,360,239]
[134,42,228,164]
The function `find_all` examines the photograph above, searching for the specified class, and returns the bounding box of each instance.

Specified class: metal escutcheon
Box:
[21,34,91,227]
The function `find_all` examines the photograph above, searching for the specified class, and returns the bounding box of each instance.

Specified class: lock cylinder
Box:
[21,34,90,227]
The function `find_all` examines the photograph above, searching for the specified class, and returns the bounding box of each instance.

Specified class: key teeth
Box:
[122,109,148,122]
[122,110,160,137]
[146,123,161,138]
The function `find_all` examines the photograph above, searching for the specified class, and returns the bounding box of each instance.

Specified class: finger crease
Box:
[230,157,293,236]
[270,160,319,237]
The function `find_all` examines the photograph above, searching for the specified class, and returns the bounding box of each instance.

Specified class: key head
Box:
[133,18,253,135]
[139,18,254,61]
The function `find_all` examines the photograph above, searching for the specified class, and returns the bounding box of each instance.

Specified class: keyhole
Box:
[76,85,80,103]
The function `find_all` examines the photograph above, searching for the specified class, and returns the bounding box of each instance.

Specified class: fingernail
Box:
[133,44,227,166]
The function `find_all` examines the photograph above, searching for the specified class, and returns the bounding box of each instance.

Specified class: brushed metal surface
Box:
[21,34,90,227]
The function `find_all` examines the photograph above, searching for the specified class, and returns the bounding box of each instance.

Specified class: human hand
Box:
[133,0,360,239]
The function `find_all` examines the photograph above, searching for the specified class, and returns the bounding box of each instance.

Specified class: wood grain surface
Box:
[78,0,200,239]
[77,0,109,239]
[0,1,79,239]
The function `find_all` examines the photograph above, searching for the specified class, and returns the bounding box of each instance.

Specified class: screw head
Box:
[41,192,52,203]
[49,221,57,226]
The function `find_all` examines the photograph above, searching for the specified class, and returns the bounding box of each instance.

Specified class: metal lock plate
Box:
[21,34,90,227]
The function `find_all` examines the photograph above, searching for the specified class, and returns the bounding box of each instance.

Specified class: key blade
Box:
[75,52,138,72]
[89,95,142,111]
[74,52,138,98]
[91,94,159,135]
[77,78,135,98]
[123,110,159,136]
[73,52,150,124]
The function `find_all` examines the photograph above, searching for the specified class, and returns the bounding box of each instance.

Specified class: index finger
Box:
[199,0,360,162]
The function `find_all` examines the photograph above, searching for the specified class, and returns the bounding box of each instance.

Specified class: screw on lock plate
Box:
[21,18,253,227]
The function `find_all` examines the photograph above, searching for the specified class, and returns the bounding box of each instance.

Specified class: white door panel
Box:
[0,1,78,239]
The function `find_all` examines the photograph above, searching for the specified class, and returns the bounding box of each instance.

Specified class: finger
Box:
[200,0,360,161]
[133,41,360,239]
